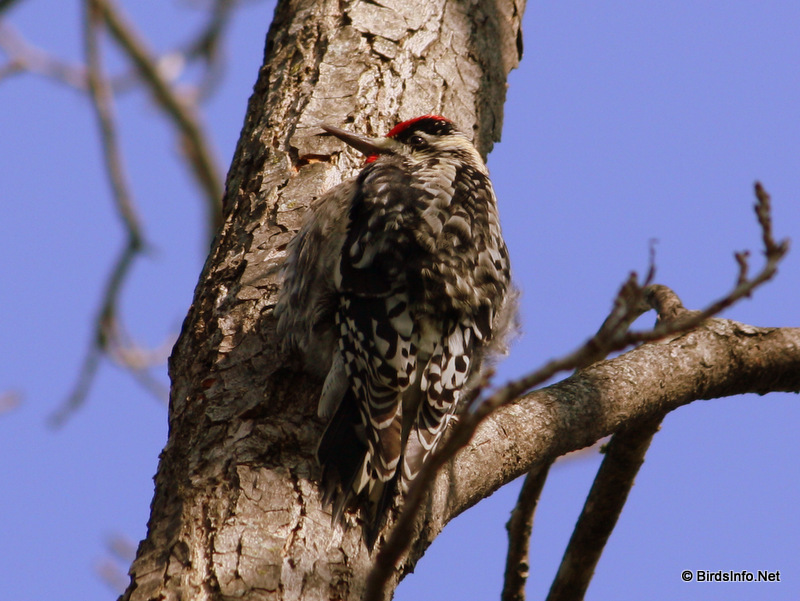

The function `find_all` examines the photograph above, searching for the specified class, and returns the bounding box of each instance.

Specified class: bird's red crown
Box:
[363,116,454,164]
[386,115,452,138]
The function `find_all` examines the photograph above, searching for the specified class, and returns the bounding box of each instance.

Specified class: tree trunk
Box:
[120,1,800,600]
[121,1,525,599]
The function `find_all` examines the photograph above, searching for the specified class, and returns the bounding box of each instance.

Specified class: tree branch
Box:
[92,0,224,233]
[452,327,799,515]
[501,461,552,601]
[48,1,148,427]
[539,271,714,599]
[0,389,22,416]
[4,0,232,423]
[546,417,662,601]
[0,21,88,88]
[180,0,237,100]
[83,0,144,245]
[48,243,156,427]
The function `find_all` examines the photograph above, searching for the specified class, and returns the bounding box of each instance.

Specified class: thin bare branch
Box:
[546,417,662,601]
[96,531,139,593]
[8,0,227,424]
[0,389,22,415]
[48,1,148,427]
[106,325,172,404]
[92,0,224,233]
[631,182,788,339]
[364,184,789,601]
[2,0,228,229]
[501,461,553,601]
[48,242,135,426]
[83,0,144,245]
[0,9,232,96]
[755,181,780,251]
[181,0,236,99]
[49,240,173,425]
[0,0,24,14]
[49,346,103,428]
[96,558,130,594]
[0,22,88,88]
[107,533,137,562]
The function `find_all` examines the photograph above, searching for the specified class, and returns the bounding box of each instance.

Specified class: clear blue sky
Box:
[1,2,798,600]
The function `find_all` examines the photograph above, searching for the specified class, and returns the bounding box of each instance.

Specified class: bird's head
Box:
[321,115,482,168]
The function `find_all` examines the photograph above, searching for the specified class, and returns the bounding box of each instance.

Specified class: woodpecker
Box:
[274,115,515,546]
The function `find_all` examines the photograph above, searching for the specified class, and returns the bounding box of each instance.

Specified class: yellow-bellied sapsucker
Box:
[274,116,515,546]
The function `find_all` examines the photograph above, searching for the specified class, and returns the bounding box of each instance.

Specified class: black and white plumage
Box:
[274,116,514,546]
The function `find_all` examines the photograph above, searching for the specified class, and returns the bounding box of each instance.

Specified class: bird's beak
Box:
[320,124,401,156]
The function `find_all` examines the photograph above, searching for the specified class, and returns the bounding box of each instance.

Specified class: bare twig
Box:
[48,1,145,427]
[4,0,233,422]
[6,0,227,424]
[0,0,24,14]
[0,390,22,415]
[363,183,789,601]
[96,531,139,592]
[106,325,172,403]
[50,346,103,428]
[92,0,224,233]
[501,461,553,601]
[49,244,134,427]
[0,22,87,88]
[181,0,236,100]
[83,0,144,246]
[546,417,662,601]
[49,244,171,426]
[0,3,234,96]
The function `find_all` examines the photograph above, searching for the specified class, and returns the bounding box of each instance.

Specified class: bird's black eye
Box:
[409,135,425,147]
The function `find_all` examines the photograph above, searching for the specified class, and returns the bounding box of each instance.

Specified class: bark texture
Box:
[120,1,800,600]
[122,0,525,600]
[455,321,799,514]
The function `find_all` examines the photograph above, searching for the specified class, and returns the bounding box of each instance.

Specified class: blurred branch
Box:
[1,1,239,98]
[0,21,87,87]
[1,1,226,237]
[92,0,224,233]
[97,533,138,594]
[182,0,237,99]
[185,0,236,64]
[83,0,144,246]
[546,418,662,601]
[49,242,171,427]
[501,461,552,601]
[49,245,136,427]
[48,1,140,427]
[2,0,236,423]
[49,2,165,426]
[50,345,102,428]
[0,390,22,416]
[364,183,789,601]
[106,323,173,403]
[0,0,24,15]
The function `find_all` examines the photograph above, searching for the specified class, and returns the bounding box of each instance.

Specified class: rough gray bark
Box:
[120,1,800,600]
[121,1,524,600]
